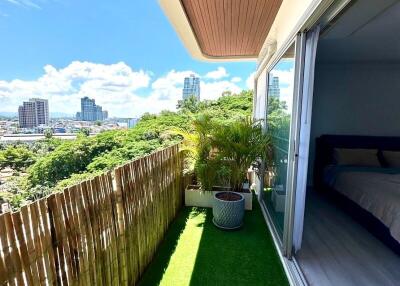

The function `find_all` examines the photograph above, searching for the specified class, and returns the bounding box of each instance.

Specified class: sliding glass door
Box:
[263,43,296,240]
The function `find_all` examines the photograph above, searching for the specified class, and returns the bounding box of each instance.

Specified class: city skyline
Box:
[15,96,111,122]
[0,1,255,118]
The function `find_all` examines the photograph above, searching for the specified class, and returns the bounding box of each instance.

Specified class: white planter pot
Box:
[240,191,252,210]
[185,185,252,210]
[185,185,214,208]
[271,185,286,212]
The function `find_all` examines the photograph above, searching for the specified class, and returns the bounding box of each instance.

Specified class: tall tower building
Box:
[80,97,108,121]
[31,98,49,125]
[268,76,280,98]
[182,74,200,100]
[18,98,49,128]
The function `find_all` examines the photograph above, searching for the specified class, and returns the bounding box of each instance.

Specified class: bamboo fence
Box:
[0,144,187,285]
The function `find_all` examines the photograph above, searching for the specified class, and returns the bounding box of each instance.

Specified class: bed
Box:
[314,135,400,255]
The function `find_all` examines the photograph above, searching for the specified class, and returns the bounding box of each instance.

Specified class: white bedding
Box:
[331,170,400,243]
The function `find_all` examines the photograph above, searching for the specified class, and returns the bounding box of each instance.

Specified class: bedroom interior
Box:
[294,0,400,285]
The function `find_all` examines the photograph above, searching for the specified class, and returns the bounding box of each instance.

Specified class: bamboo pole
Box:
[0,144,184,286]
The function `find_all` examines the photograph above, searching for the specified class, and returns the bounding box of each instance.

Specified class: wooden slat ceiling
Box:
[181,0,283,58]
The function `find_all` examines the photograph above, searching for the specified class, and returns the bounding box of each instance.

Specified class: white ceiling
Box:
[317,0,400,63]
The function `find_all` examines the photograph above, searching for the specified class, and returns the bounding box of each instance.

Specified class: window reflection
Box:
[263,44,295,239]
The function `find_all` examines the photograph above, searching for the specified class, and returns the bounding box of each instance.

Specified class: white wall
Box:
[308,62,400,184]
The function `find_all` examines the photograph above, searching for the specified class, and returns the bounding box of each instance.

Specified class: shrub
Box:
[0,145,36,171]
[27,130,124,187]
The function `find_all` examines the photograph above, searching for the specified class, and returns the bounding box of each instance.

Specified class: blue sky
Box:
[0,0,256,117]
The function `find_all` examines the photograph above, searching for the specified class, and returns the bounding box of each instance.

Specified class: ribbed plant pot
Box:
[212,191,245,230]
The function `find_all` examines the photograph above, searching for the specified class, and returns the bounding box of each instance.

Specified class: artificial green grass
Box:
[138,198,289,286]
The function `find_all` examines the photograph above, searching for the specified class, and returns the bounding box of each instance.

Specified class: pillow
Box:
[382,151,400,168]
[333,148,380,167]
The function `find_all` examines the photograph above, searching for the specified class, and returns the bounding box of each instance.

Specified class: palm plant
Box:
[176,115,271,192]
[211,118,271,192]
[172,114,217,190]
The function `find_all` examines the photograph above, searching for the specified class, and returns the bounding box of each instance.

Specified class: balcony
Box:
[0,145,288,285]
[139,202,288,286]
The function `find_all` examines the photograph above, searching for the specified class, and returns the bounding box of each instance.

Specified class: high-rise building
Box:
[78,97,108,121]
[182,74,200,100]
[18,98,49,128]
[102,111,108,121]
[268,76,280,97]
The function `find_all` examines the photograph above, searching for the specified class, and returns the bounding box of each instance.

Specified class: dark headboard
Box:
[314,135,400,188]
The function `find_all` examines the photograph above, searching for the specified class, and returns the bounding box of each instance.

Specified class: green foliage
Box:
[176,115,217,190]
[267,96,290,134]
[177,95,201,113]
[4,89,255,208]
[0,145,36,171]
[174,91,255,190]
[205,90,253,122]
[266,96,291,185]
[211,118,271,191]
[23,185,53,203]
[0,177,51,210]
[31,138,63,155]
[27,130,124,187]
[86,139,163,172]
[79,128,91,136]
[53,172,102,193]
[177,90,253,123]
[173,114,213,167]
[44,129,53,139]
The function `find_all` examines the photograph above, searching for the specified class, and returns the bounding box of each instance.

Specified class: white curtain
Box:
[293,26,320,252]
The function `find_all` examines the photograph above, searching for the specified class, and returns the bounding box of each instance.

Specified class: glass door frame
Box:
[256,32,306,258]
[283,32,306,258]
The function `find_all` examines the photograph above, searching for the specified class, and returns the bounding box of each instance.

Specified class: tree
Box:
[32,138,62,155]
[27,130,123,187]
[221,90,232,97]
[23,90,253,190]
[177,95,200,113]
[79,128,91,136]
[44,129,53,139]
[0,146,36,171]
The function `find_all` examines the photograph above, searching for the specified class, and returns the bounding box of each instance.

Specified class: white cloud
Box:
[204,67,229,80]
[5,0,41,9]
[246,72,255,90]
[231,76,241,83]
[145,70,198,114]
[0,62,252,118]
[201,80,242,100]
[270,69,294,86]
[0,61,151,117]
[146,70,242,113]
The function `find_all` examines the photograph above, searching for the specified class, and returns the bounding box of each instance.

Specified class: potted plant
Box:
[176,115,271,222]
[174,115,217,207]
[210,118,271,229]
